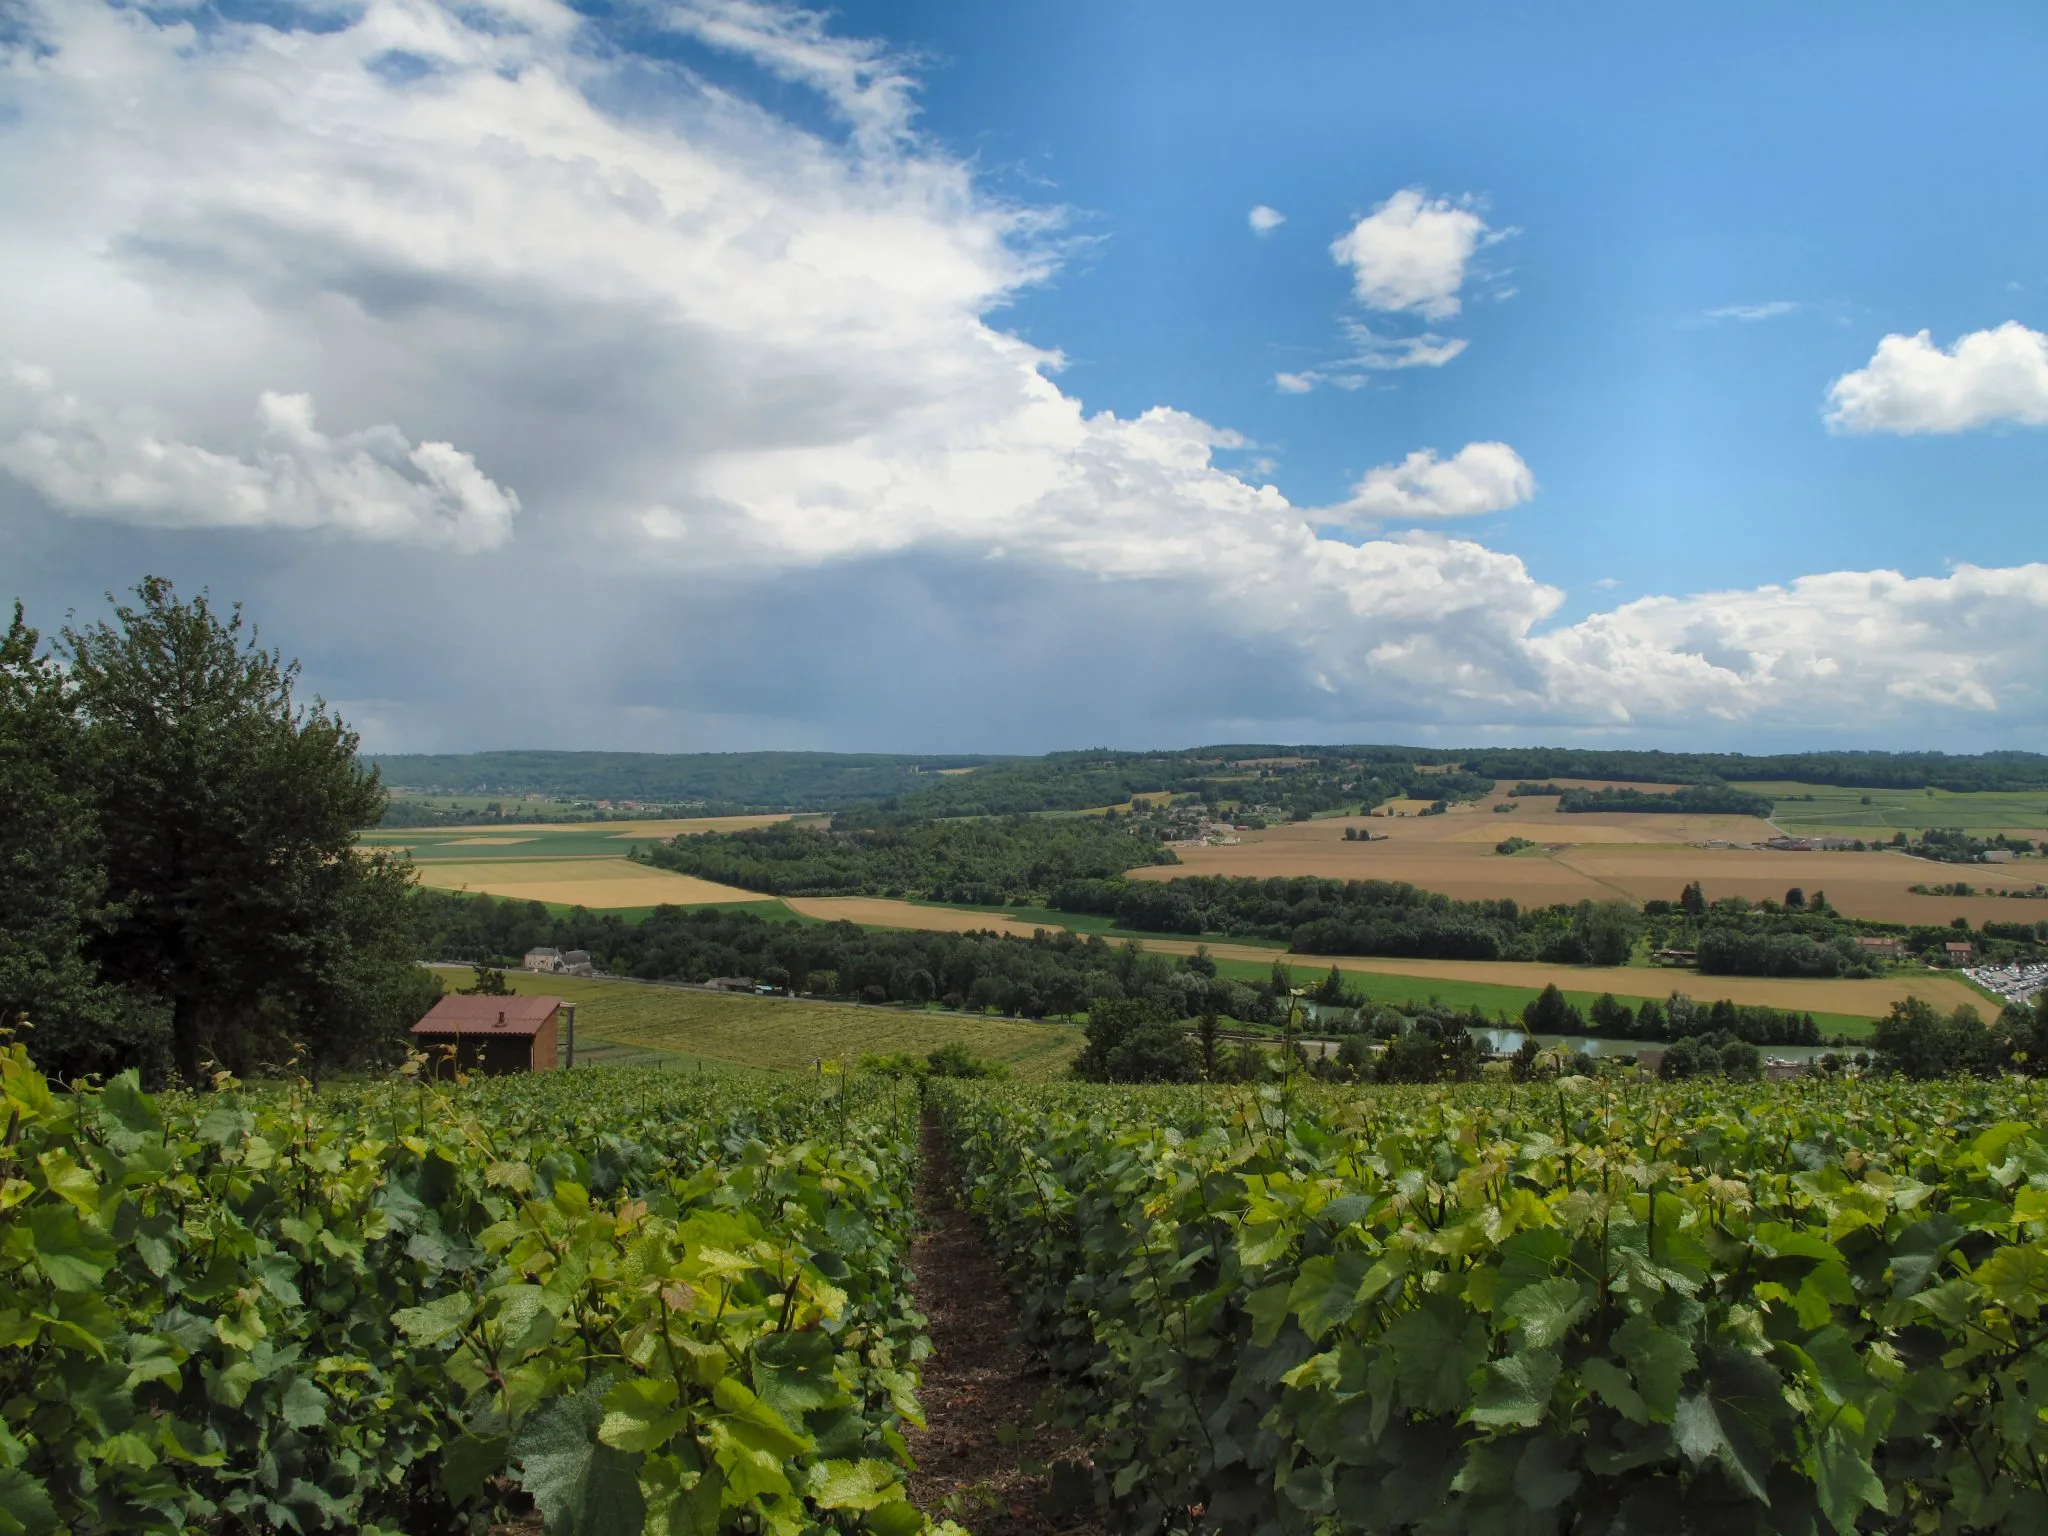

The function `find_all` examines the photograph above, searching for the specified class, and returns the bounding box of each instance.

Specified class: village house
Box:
[411,995,575,1074]
[1945,940,1975,961]
[1855,936,1902,959]
[523,947,595,976]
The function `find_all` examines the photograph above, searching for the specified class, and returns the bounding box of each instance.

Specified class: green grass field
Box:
[459,969,1083,1079]
[1757,782,2048,836]
[1199,955,1877,1040]
[916,901,1161,940]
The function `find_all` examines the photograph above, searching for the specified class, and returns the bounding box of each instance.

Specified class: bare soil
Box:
[906,1114,1103,1535]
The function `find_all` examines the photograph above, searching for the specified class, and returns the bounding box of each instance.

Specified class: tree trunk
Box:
[171,992,204,1088]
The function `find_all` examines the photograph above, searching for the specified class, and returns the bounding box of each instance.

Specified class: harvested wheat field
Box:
[603,813,808,838]
[1131,789,2047,925]
[414,858,762,908]
[1554,845,2046,924]
[781,897,1061,937]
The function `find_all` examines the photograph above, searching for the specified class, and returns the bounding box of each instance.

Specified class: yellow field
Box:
[600,814,806,838]
[464,970,1080,1079]
[1133,941,1986,1017]
[415,858,763,907]
[1134,788,2048,925]
[384,813,798,838]
[782,897,1059,937]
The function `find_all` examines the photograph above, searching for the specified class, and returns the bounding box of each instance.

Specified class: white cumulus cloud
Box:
[0,0,2043,746]
[1536,564,2048,726]
[1248,204,1286,235]
[1318,443,1536,527]
[1826,322,2048,434]
[0,364,516,548]
[1329,188,1497,319]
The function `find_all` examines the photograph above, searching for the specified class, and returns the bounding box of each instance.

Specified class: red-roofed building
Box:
[411,994,572,1074]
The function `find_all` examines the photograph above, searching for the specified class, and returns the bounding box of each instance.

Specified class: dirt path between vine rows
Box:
[905,1113,1104,1536]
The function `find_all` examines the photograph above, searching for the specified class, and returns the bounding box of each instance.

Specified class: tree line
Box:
[366,743,2048,815]
[642,814,1177,905]
[1554,784,1775,816]
[367,749,994,811]
[2,582,437,1085]
[410,893,1292,1025]
[1522,983,1825,1045]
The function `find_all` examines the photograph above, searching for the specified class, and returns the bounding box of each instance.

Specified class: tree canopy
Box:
[0,579,438,1083]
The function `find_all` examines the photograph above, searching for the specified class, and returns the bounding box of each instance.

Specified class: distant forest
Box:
[369,749,1002,811]
[643,814,1176,905]
[366,744,2048,820]
[1556,784,1775,816]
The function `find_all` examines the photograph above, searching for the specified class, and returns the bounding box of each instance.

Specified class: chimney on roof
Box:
[498,1010,505,1025]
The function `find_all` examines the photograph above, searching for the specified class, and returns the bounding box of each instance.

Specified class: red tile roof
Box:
[413,995,562,1037]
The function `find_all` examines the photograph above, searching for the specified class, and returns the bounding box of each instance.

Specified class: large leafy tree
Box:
[63,578,434,1082]
[0,605,159,1077]
[1073,997,1198,1083]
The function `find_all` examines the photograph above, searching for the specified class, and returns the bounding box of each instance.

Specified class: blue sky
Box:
[1,0,2045,752]
[832,0,2048,607]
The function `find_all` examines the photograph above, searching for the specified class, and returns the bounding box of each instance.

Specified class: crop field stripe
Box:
[414,857,764,908]
[1142,940,1983,1021]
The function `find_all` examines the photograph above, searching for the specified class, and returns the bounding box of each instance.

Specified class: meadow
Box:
[1185,952,1885,1038]
[1755,781,2048,834]
[476,967,1084,1078]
